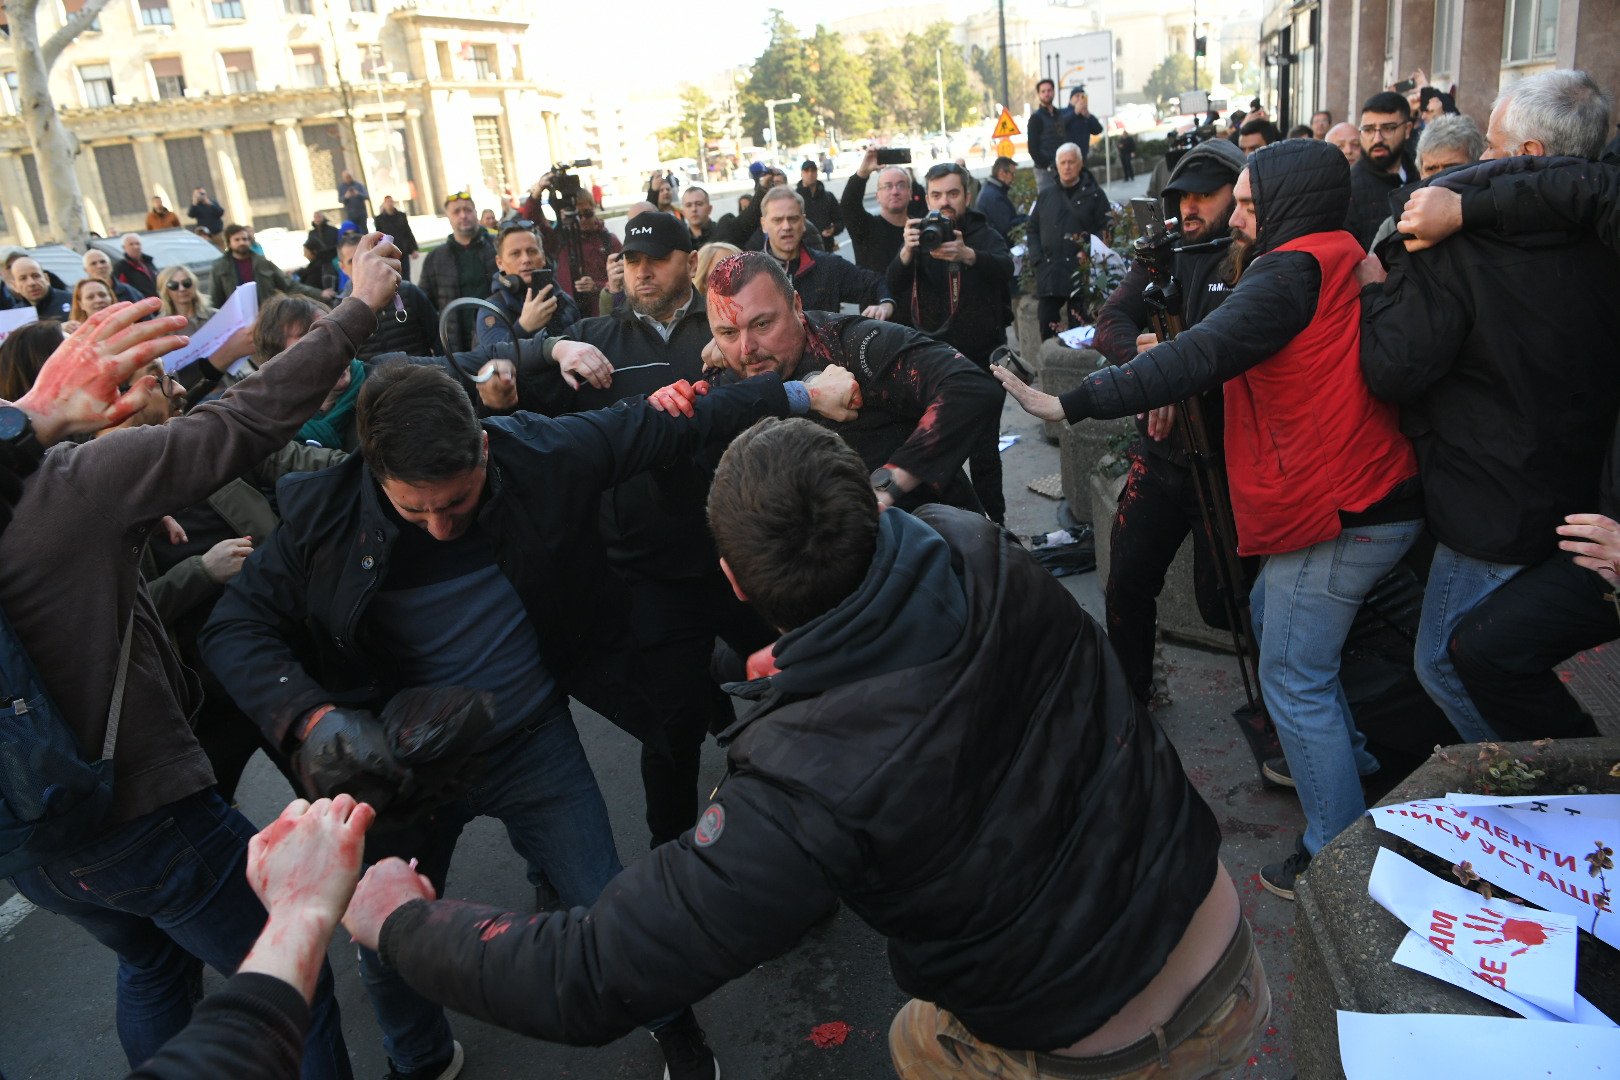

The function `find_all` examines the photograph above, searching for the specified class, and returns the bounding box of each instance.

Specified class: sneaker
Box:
[652,1008,720,1080]
[1260,839,1312,902]
[385,1041,463,1080]
[1261,756,1295,788]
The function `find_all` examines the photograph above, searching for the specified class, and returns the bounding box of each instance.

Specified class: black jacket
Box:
[373,208,418,255]
[1027,170,1112,298]
[1362,155,1620,563]
[711,311,1001,511]
[199,376,793,748]
[122,972,307,1080]
[417,231,499,315]
[188,198,224,235]
[796,179,844,250]
[113,253,160,298]
[1346,150,1416,248]
[20,286,72,320]
[1093,138,1242,463]
[347,280,440,360]
[1061,106,1104,158]
[973,177,1026,243]
[376,505,1220,1051]
[885,207,1013,363]
[1027,104,1062,169]
[475,273,580,350]
[305,221,340,262]
[839,172,924,273]
[753,243,889,314]
[527,295,719,579]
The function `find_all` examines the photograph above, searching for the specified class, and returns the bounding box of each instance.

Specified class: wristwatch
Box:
[870,466,897,495]
[0,405,42,458]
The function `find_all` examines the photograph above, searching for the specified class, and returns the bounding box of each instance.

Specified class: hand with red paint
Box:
[343,856,437,951]
[1144,404,1177,441]
[804,364,860,422]
[990,363,1065,423]
[648,378,708,418]
[1557,512,1620,586]
[12,299,189,446]
[241,795,377,1001]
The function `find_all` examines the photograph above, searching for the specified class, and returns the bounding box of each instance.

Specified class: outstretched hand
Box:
[14,299,189,444]
[1557,513,1620,587]
[991,364,1066,423]
[343,857,437,952]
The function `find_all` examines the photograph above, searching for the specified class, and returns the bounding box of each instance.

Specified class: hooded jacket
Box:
[1094,138,1245,466]
[1361,154,1620,563]
[376,505,1221,1052]
[1057,139,1416,556]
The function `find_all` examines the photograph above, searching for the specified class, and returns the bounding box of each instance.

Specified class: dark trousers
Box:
[1449,551,1616,741]
[628,571,775,846]
[1037,295,1085,340]
[1105,442,1228,703]
[398,254,413,284]
[1121,152,1135,181]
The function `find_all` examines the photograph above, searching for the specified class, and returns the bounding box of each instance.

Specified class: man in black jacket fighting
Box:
[339,417,1264,1080]
[887,161,1015,523]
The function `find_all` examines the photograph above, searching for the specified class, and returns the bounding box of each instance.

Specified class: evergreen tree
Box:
[740,10,817,148]
[1143,54,1196,111]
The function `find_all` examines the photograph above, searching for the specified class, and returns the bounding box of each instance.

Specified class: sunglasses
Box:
[497,219,537,240]
[166,279,195,290]
[445,191,474,207]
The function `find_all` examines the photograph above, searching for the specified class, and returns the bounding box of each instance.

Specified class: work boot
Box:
[1260,836,1312,902]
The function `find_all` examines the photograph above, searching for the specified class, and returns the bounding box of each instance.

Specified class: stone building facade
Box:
[0,0,565,244]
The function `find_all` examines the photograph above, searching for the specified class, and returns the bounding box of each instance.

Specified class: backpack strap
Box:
[100,604,136,762]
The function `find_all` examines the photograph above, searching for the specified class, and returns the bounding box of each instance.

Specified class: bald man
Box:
[1326,122,1362,166]
[8,257,71,320]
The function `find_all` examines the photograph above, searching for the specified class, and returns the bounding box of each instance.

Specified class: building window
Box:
[468,44,494,80]
[150,56,185,98]
[303,124,346,190]
[2,71,17,112]
[79,63,115,107]
[62,0,101,32]
[1504,0,1559,63]
[234,129,284,198]
[473,115,507,191]
[210,0,245,19]
[138,0,173,26]
[1432,0,1458,79]
[165,135,214,198]
[350,0,374,10]
[292,48,325,87]
[284,0,311,12]
[221,50,256,93]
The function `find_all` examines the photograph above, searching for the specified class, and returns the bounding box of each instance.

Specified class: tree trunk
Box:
[3,0,115,250]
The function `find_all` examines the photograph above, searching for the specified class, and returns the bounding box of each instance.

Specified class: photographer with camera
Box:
[476,221,581,350]
[839,148,925,273]
[522,163,621,319]
[1028,142,1112,339]
[1090,136,1245,707]
[887,162,1014,523]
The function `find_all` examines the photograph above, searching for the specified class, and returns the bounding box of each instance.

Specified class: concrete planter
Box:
[1292,737,1620,1080]
[1088,469,1232,653]
[1013,294,1043,379]
[1038,338,1107,449]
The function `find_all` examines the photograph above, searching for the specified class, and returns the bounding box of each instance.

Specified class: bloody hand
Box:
[343,858,438,951]
[648,378,709,418]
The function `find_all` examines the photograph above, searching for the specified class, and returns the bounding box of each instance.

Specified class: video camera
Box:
[547,159,595,219]
[1128,197,1181,282]
[1164,121,1218,173]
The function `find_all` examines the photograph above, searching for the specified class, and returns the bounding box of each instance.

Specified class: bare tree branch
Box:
[42,0,116,70]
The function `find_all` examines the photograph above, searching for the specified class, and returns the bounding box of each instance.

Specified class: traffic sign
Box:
[994,137,1015,158]
[992,108,1021,139]
[1038,30,1116,119]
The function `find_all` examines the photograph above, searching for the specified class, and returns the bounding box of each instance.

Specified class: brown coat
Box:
[0,299,375,826]
[146,209,182,230]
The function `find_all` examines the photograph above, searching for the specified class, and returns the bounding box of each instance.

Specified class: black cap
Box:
[621,211,693,257]
[1163,156,1239,196]
[800,159,817,171]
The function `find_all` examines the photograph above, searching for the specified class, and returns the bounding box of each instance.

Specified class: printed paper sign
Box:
[1338,1010,1620,1078]
[162,282,256,373]
[1391,931,1615,1027]
[1368,848,1578,1020]
[0,306,36,348]
[1369,795,1617,948]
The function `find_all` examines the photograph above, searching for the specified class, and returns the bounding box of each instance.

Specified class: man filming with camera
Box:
[886,161,1015,524]
[523,164,620,319]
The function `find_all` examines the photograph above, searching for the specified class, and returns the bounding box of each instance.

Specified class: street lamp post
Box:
[765,93,800,165]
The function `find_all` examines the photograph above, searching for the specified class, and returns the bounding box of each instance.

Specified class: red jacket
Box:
[1223,229,1416,555]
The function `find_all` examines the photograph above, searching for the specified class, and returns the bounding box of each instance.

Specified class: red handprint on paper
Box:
[1464,908,1565,957]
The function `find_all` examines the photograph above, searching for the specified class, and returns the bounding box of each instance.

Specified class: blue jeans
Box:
[356,705,623,1071]
[9,789,351,1078]
[1415,542,1525,743]
[1251,521,1422,855]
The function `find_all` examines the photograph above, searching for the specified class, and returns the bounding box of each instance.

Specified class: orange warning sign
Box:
[992,108,1020,139]
[994,137,1015,158]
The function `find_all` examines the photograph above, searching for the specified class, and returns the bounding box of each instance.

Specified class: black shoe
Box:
[1261,756,1295,788]
[1260,839,1311,902]
[652,1009,719,1080]
[385,1041,463,1080]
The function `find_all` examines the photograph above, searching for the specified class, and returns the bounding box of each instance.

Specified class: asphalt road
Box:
[0,165,1308,1079]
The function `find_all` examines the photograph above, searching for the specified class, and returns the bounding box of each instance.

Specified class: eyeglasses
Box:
[166,279,194,290]
[1358,121,1409,136]
[577,208,596,218]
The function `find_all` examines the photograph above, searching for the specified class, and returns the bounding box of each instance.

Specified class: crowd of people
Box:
[3,62,1619,1080]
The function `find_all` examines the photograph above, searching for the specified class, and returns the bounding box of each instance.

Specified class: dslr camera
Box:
[917,211,954,254]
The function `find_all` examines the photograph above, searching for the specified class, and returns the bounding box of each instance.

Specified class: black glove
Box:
[380,686,496,815]
[294,707,408,809]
